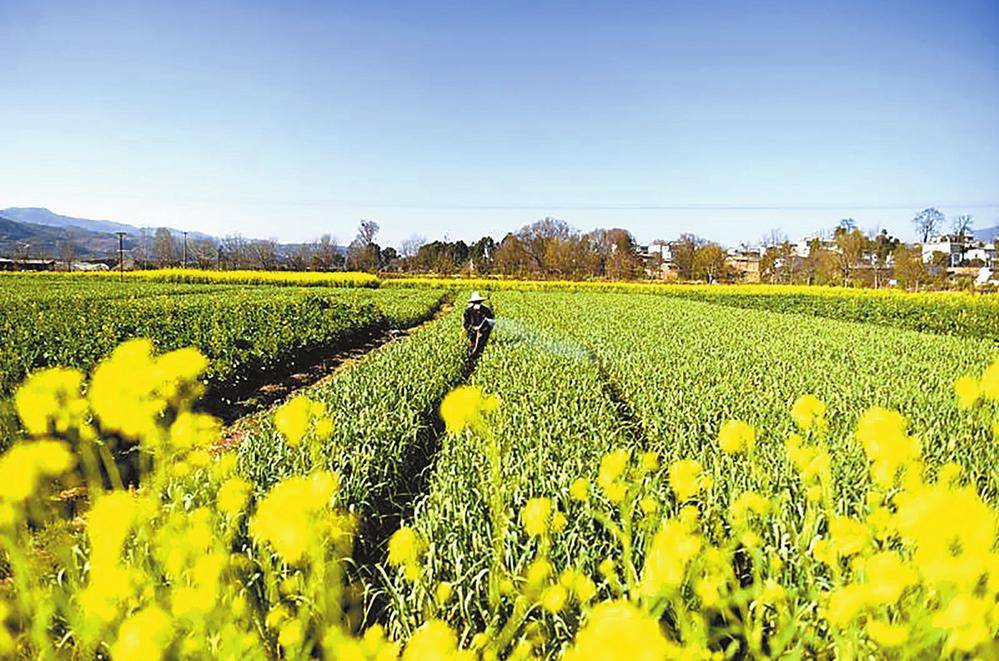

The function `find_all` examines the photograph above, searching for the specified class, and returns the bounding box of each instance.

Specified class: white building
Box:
[921,235,964,266]
[794,236,840,258]
[963,244,996,267]
[646,242,672,262]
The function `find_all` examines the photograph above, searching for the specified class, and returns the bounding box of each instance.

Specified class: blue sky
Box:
[1,0,997,246]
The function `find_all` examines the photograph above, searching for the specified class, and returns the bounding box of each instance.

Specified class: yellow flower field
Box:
[0,282,996,658]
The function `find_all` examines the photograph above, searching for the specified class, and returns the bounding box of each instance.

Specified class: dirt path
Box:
[213,303,453,451]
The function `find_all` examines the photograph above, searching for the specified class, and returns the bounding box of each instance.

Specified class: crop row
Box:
[234,310,469,586]
[388,314,637,645]
[504,292,997,502]
[387,277,999,341]
[7,270,999,339]
[0,283,445,398]
[374,291,996,650]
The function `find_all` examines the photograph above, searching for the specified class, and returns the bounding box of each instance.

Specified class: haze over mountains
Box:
[0,207,213,259]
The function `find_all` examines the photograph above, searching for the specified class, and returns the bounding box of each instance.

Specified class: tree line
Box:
[127,206,990,288]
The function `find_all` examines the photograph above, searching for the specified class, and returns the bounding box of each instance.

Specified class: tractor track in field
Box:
[212,302,453,448]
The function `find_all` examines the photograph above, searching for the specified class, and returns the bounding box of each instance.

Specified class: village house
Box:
[725,247,762,282]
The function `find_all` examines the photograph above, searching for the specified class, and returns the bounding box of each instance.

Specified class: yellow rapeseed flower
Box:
[273,396,313,447]
[823,584,868,627]
[551,510,568,533]
[109,606,173,660]
[717,420,756,454]
[640,520,701,597]
[894,482,996,591]
[89,339,208,448]
[217,477,251,517]
[387,527,423,568]
[564,600,669,661]
[866,619,908,648]
[791,394,827,432]
[525,559,553,589]
[0,440,75,502]
[932,594,991,652]
[169,412,221,450]
[731,491,770,520]
[760,579,786,604]
[861,552,917,605]
[668,459,704,501]
[439,386,499,434]
[540,584,568,613]
[855,407,920,486]
[521,498,552,537]
[572,573,596,603]
[435,582,453,605]
[695,575,725,608]
[979,358,999,401]
[569,477,589,501]
[14,367,90,437]
[639,451,659,473]
[402,620,467,661]
[278,619,304,648]
[249,472,337,563]
[828,516,870,557]
[953,375,981,409]
[597,449,629,502]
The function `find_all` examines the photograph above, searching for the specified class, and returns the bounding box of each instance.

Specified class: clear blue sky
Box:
[1,0,997,246]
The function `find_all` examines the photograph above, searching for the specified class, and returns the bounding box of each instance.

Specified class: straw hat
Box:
[469,291,485,303]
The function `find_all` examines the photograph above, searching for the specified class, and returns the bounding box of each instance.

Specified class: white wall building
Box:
[921,236,964,266]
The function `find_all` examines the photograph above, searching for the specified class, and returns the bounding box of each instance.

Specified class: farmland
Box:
[0,272,997,658]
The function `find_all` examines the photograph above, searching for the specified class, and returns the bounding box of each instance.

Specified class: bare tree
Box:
[400,234,426,259]
[59,230,75,271]
[347,220,381,272]
[189,239,218,269]
[152,228,178,267]
[253,239,280,270]
[311,234,340,271]
[761,228,788,248]
[951,214,974,241]
[221,235,251,269]
[912,208,945,243]
[288,244,314,271]
[692,243,728,283]
[837,218,857,232]
[672,234,707,280]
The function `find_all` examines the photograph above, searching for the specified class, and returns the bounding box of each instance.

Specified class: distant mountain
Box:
[971,226,999,242]
[0,206,345,265]
[0,213,138,259]
[0,207,215,242]
[1,207,136,235]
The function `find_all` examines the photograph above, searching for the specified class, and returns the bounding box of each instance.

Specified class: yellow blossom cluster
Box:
[249,471,341,563]
[439,385,501,434]
[273,394,333,446]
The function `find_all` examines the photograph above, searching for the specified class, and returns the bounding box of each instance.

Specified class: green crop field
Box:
[1,275,996,658]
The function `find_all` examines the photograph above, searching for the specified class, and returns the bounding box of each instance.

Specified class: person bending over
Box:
[463,291,495,358]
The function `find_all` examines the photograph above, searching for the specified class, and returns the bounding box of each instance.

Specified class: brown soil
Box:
[213,304,452,452]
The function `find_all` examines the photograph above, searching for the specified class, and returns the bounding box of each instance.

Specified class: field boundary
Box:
[211,296,453,430]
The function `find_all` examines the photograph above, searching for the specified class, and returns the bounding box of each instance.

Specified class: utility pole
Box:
[216,245,223,271]
[182,231,189,268]
[116,232,127,280]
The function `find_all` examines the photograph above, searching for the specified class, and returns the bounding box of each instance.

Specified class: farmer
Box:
[463,291,495,358]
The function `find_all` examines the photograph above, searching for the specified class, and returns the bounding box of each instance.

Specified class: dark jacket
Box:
[463,303,494,333]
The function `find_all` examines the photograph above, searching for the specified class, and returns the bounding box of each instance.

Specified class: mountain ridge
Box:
[0,207,215,242]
